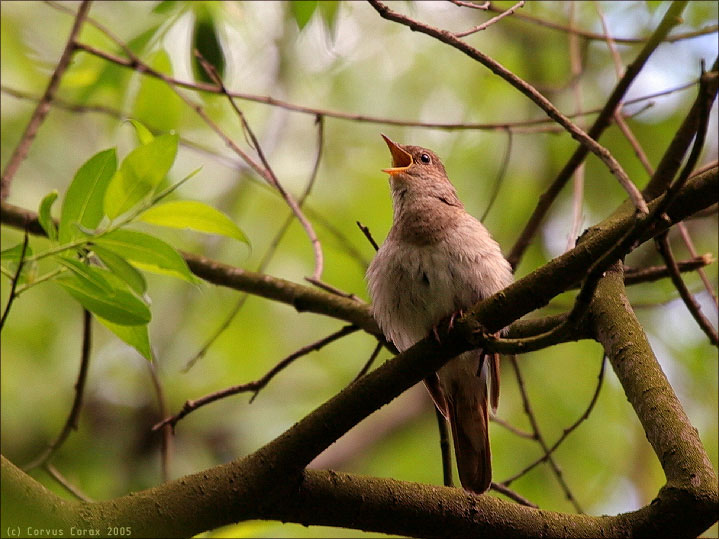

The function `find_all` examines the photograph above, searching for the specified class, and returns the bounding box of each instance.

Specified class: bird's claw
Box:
[448,309,464,331]
[432,325,441,343]
[431,309,465,343]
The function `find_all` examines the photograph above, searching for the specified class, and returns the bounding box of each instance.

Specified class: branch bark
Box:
[589,264,718,537]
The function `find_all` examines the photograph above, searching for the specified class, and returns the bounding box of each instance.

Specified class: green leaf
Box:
[59,149,117,243]
[92,245,148,295]
[1,242,35,284]
[152,166,203,202]
[57,269,151,326]
[126,119,155,145]
[96,316,152,360]
[138,200,250,245]
[290,1,318,30]
[76,25,159,104]
[192,7,225,84]
[103,133,179,219]
[57,257,113,294]
[318,1,340,35]
[132,49,182,132]
[153,1,183,15]
[93,229,196,283]
[38,190,58,241]
[0,243,32,262]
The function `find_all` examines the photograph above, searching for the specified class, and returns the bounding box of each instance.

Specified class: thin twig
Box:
[45,0,134,58]
[62,39,700,132]
[502,354,606,485]
[356,221,380,252]
[43,463,93,502]
[447,0,489,10]
[155,325,359,431]
[352,340,383,383]
[623,255,715,286]
[305,277,363,301]
[484,2,716,44]
[25,309,93,470]
[490,481,538,508]
[505,0,688,268]
[692,159,719,178]
[454,0,524,38]
[1,0,92,200]
[490,414,535,439]
[566,1,586,252]
[194,50,324,281]
[643,58,718,200]
[43,0,698,144]
[654,67,715,218]
[147,358,172,482]
[184,115,328,371]
[655,232,718,345]
[435,407,454,487]
[505,356,583,512]
[369,0,649,216]
[596,1,656,178]
[0,230,30,330]
[480,127,512,222]
[3,75,690,133]
[677,223,718,310]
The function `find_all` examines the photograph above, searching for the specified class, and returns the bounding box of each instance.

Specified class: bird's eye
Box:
[420,153,431,164]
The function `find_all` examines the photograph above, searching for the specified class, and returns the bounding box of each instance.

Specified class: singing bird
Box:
[367,134,513,493]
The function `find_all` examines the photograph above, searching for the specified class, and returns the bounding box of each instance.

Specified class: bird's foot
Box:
[476,332,502,376]
[448,309,464,331]
[432,325,441,343]
[431,309,465,343]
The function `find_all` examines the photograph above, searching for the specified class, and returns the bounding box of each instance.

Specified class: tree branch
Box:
[655,232,718,345]
[368,0,651,218]
[24,309,93,471]
[643,58,719,200]
[484,2,715,44]
[589,264,717,537]
[0,0,92,200]
[506,0,689,267]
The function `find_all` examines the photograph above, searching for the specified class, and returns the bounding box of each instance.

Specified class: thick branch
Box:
[463,166,717,334]
[589,264,718,537]
[181,251,380,335]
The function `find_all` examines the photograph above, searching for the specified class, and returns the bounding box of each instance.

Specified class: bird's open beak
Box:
[381,134,412,175]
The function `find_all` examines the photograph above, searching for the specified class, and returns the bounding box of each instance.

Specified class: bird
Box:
[366,134,513,494]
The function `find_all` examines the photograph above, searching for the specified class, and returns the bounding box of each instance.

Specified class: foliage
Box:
[1,121,247,359]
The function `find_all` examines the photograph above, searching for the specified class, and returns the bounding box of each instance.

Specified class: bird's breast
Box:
[368,240,472,350]
[367,217,513,352]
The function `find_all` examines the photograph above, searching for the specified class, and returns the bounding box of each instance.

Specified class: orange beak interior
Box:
[381,134,412,175]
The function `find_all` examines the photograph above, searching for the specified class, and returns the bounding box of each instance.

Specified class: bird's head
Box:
[380,134,459,207]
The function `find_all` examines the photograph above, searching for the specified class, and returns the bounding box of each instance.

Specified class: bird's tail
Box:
[446,371,491,494]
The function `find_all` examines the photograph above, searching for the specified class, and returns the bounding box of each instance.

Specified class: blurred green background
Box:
[1,1,717,537]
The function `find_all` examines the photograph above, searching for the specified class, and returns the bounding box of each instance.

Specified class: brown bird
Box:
[366,134,513,493]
